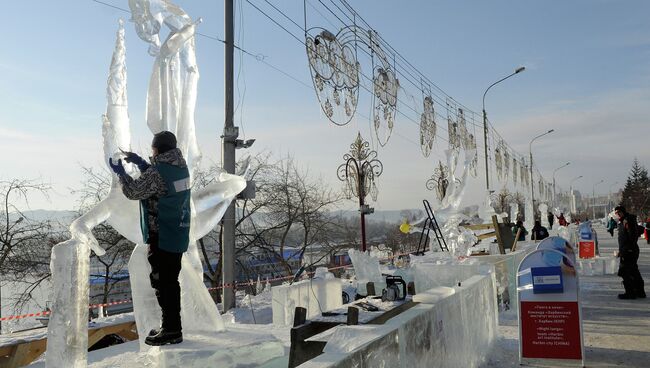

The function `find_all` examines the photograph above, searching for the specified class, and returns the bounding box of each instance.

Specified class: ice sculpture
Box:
[524,195,535,233]
[348,248,385,293]
[47,7,246,367]
[539,202,549,228]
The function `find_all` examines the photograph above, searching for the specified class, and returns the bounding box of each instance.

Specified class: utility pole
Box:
[222,0,236,311]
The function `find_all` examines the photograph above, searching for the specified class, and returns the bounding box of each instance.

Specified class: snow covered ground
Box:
[481,225,650,368]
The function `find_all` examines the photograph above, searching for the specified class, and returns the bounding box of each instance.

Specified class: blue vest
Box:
[140,163,191,253]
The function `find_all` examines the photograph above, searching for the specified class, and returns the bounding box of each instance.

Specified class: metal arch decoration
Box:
[503,147,510,181]
[305,26,399,146]
[426,160,450,201]
[494,143,503,180]
[522,163,529,188]
[467,133,478,178]
[447,102,460,153]
[419,95,437,157]
[458,108,470,150]
[305,28,360,126]
[373,66,399,146]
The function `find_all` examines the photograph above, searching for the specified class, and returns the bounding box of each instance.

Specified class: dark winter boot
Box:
[148,328,161,337]
[619,280,637,299]
[636,289,647,298]
[144,329,183,346]
[618,292,637,300]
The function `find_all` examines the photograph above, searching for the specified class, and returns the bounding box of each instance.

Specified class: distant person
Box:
[547,212,555,230]
[558,212,568,227]
[512,220,528,241]
[614,206,645,299]
[110,131,190,345]
[607,214,617,237]
[531,220,549,241]
[644,218,650,245]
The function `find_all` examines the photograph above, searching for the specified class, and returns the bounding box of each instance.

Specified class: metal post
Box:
[222,0,237,311]
[529,151,535,210]
[483,109,490,190]
[592,180,604,220]
[528,130,554,218]
[592,187,595,220]
[481,67,525,191]
[359,172,367,252]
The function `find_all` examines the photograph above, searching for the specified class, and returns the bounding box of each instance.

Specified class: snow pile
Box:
[222,289,273,325]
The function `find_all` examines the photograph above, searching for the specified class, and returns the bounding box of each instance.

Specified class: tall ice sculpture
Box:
[46,2,247,366]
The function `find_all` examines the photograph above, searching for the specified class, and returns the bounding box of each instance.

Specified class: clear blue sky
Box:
[1,0,649,211]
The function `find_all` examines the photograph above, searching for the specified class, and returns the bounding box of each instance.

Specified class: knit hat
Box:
[152,131,177,154]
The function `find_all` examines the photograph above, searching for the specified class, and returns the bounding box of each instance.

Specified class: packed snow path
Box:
[483,224,650,368]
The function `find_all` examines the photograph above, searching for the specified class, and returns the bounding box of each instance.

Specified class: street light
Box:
[608,181,619,211]
[529,129,555,210]
[552,162,570,207]
[482,66,526,191]
[569,175,583,213]
[592,179,604,220]
[337,132,383,252]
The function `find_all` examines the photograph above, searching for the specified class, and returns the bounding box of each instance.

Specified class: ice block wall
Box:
[299,273,498,368]
[271,277,343,326]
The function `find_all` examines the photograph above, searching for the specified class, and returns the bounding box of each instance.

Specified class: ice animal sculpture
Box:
[46,4,246,366]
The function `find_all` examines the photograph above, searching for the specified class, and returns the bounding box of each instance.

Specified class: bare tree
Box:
[196,154,344,303]
[0,179,53,330]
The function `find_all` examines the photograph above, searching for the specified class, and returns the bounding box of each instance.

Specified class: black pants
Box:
[618,250,645,295]
[147,235,183,332]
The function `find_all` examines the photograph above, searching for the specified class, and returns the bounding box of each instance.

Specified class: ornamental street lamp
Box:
[482,66,526,191]
[337,132,383,252]
[529,129,554,208]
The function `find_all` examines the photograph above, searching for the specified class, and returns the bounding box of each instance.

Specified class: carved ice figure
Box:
[47,9,246,367]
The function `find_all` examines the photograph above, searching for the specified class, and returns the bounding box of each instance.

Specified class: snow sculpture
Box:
[47,6,246,366]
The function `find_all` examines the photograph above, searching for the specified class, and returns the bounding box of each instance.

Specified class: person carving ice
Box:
[110,131,190,345]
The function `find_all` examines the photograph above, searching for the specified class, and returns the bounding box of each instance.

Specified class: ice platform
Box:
[144,330,286,367]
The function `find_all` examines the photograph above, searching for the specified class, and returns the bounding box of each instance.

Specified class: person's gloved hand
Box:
[123,152,151,172]
[109,158,126,177]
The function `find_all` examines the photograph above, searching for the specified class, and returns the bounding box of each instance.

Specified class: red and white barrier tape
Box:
[0,249,416,321]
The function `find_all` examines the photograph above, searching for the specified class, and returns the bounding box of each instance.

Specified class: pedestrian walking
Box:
[547,212,554,230]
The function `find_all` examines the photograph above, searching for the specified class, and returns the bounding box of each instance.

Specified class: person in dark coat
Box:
[531,220,549,241]
[614,205,646,299]
[607,215,617,237]
[557,212,568,227]
[547,212,554,230]
[512,220,528,241]
[110,131,191,345]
